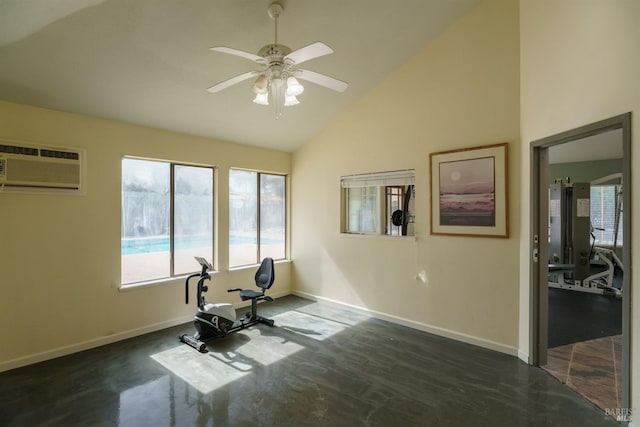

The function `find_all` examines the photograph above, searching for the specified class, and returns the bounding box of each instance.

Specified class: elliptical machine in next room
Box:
[179,256,276,352]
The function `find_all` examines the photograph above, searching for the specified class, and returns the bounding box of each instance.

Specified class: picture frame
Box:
[430,142,509,238]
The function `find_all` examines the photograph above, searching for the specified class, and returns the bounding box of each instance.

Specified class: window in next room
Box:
[590,184,623,247]
[341,170,415,237]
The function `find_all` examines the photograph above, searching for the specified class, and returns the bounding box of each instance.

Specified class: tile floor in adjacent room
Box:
[543,335,622,417]
[1,296,616,427]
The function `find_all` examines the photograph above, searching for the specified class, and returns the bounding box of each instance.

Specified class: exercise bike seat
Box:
[238,289,264,300]
[228,257,275,301]
[227,258,276,326]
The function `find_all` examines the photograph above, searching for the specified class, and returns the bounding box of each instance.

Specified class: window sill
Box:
[228,258,292,273]
[119,259,292,291]
[339,233,417,241]
[119,273,216,292]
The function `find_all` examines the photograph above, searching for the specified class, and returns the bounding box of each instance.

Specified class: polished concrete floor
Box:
[0,296,616,426]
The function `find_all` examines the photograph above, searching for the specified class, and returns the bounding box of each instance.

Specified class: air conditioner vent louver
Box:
[0,144,38,156]
[0,140,84,193]
[40,149,80,160]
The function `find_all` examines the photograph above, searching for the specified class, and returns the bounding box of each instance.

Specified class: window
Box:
[385,186,405,236]
[341,170,415,236]
[345,187,379,233]
[121,158,214,284]
[590,184,623,247]
[229,169,286,267]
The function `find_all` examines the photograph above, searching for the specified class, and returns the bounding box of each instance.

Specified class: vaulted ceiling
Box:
[0,0,480,151]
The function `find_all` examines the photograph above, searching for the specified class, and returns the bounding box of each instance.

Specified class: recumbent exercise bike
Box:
[179,256,276,352]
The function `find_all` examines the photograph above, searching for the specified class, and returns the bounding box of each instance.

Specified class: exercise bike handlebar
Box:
[184,273,201,305]
[184,260,212,306]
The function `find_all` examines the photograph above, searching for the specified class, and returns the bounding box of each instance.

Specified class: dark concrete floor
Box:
[0,295,616,426]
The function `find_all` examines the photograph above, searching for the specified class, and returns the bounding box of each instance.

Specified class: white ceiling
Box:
[0,0,480,151]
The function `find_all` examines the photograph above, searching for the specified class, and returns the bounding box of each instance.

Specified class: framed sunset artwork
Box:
[429,143,509,238]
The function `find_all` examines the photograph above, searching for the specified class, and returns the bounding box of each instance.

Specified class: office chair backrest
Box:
[255,257,275,291]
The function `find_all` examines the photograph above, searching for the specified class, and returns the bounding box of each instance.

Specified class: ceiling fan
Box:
[207,2,348,118]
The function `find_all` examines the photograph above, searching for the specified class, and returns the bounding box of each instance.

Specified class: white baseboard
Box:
[0,315,193,373]
[293,290,519,357]
[0,289,294,373]
[518,350,529,363]
[1,289,518,372]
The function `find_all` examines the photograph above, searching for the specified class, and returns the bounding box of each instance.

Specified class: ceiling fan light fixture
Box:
[284,94,299,106]
[271,77,284,90]
[286,76,304,96]
[270,77,286,117]
[252,75,269,94]
[253,92,269,105]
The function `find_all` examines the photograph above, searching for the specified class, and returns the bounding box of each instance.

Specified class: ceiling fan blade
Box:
[296,69,349,93]
[284,42,333,65]
[210,47,266,64]
[207,71,260,93]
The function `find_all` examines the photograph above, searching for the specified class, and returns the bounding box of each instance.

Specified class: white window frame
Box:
[229,168,287,268]
[590,183,623,248]
[121,157,215,285]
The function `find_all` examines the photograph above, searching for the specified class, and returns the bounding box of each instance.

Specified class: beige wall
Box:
[519,0,639,410]
[291,0,521,353]
[0,101,292,371]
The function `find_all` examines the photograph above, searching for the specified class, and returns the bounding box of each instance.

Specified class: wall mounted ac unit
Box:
[0,141,83,192]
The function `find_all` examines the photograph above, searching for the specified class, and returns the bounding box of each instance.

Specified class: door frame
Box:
[529,112,632,409]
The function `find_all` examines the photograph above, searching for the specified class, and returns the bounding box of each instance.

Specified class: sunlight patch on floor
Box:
[151,302,367,394]
[271,310,350,341]
[151,329,304,394]
[152,345,248,394]
[217,327,306,367]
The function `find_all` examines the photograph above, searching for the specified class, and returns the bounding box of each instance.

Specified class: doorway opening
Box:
[529,113,631,417]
